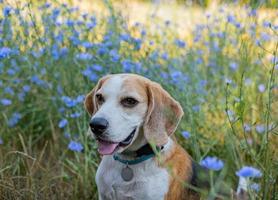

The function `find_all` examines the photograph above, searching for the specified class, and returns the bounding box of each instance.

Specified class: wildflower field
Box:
[0,0,277,199]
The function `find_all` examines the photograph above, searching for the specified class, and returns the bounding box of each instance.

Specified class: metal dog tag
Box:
[121,165,133,182]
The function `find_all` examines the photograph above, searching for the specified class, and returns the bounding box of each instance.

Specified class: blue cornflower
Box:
[8,112,22,127]
[18,92,26,102]
[245,78,252,86]
[61,96,77,107]
[87,21,96,29]
[0,47,13,59]
[7,68,16,76]
[30,75,46,87]
[58,118,68,128]
[109,50,120,62]
[227,14,236,24]
[120,33,131,42]
[225,78,232,84]
[161,53,168,60]
[22,85,31,92]
[51,8,60,19]
[75,95,85,103]
[64,132,71,139]
[66,19,74,26]
[60,47,68,57]
[260,32,271,41]
[249,9,257,17]
[86,17,97,29]
[160,72,169,80]
[75,53,93,60]
[51,45,60,60]
[133,38,142,50]
[250,183,260,192]
[1,98,12,106]
[229,62,238,71]
[255,124,265,134]
[181,131,190,139]
[81,42,94,48]
[3,6,12,17]
[58,107,65,113]
[244,124,251,132]
[122,59,134,72]
[192,105,200,112]
[97,46,108,56]
[236,166,262,178]
[174,39,186,48]
[200,156,224,171]
[0,137,3,145]
[263,21,271,28]
[92,64,103,72]
[70,112,81,118]
[258,84,265,93]
[4,86,14,95]
[141,30,146,36]
[68,141,83,152]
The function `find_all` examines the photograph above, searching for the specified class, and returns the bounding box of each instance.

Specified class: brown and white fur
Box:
[84,73,246,200]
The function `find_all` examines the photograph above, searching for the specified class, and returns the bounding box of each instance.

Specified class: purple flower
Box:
[245,78,252,86]
[1,98,12,106]
[64,132,71,139]
[0,137,3,145]
[30,75,48,87]
[244,124,251,132]
[225,78,232,84]
[181,131,190,139]
[255,124,265,134]
[70,112,81,118]
[3,6,12,17]
[0,47,13,59]
[174,39,186,48]
[227,14,236,24]
[61,96,77,107]
[81,42,94,48]
[260,32,271,41]
[109,50,120,62]
[68,141,84,152]
[75,53,93,60]
[229,62,238,71]
[258,84,265,93]
[200,156,224,171]
[8,112,22,127]
[92,64,103,72]
[250,183,260,192]
[58,119,68,128]
[4,86,14,95]
[23,85,31,92]
[236,166,262,178]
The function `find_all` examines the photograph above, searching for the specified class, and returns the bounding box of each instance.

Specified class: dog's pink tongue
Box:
[97,140,119,155]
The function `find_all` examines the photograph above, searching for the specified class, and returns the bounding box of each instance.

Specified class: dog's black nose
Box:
[89,117,109,135]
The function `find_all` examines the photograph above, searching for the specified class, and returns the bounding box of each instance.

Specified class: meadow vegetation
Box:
[0,0,277,199]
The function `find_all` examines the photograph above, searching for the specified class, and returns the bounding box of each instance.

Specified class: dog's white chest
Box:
[96,156,169,200]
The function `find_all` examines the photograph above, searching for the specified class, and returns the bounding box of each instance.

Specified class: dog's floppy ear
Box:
[143,81,184,146]
[84,75,111,116]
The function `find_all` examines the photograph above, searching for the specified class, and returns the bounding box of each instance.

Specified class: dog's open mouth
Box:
[97,128,136,155]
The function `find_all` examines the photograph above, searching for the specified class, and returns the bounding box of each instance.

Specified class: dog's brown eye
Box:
[96,94,105,104]
[121,97,138,108]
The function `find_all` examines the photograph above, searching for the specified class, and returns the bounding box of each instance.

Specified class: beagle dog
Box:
[84,74,246,200]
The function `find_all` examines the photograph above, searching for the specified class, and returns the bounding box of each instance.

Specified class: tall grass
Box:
[0,0,277,199]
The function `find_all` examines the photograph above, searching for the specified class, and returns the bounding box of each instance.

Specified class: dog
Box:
[84,73,247,200]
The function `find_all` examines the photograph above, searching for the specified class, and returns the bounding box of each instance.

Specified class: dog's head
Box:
[84,74,183,155]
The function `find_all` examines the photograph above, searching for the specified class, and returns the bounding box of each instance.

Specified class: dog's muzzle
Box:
[95,128,137,155]
[89,117,109,136]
